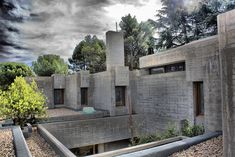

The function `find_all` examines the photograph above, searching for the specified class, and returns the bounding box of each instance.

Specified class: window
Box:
[115,86,126,106]
[54,89,64,105]
[81,88,88,106]
[194,82,204,116]
[149,62,185,74]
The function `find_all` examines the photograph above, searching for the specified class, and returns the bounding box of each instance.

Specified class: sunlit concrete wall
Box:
[218,9,235,157]
[137,35,222,133]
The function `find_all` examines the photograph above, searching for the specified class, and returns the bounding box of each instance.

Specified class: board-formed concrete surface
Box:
[218,9,235,157]
[41,114,145,149]
[23,9,235,156]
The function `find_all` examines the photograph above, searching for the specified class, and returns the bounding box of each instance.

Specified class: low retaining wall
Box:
[117,131,222,157]
[37,124,76,157]
[89,136,187,157]
[12,126,32,157]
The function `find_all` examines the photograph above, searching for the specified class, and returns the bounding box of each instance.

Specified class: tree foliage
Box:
[32,54,68,76]
[0,77,47,127]
[152,0,235,50]
[120,14,155,70]
[69,35,106,73]
[0,62,34,89]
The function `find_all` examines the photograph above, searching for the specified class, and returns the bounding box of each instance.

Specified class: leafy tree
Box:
[0,76,47,127]
[32,54,68,76]
[0,62,34,89]
[120,14,155,70]
[152,0,235,50]
[69,35,106,73]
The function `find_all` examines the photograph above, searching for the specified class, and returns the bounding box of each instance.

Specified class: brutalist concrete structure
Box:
[25,9,235,156]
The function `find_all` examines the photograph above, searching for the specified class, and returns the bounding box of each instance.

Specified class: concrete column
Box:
[218,9,235,157]
[106,31,124,70]
[98,143,104,153]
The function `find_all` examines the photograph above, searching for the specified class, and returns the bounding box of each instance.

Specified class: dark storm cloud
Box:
[0,0,150,63]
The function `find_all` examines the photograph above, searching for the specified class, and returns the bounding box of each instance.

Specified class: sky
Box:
[0,0,162,65]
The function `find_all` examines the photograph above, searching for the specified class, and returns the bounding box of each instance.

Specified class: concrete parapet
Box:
[117,131,222,157]
[37,125,76,157]
[12,126,32,157]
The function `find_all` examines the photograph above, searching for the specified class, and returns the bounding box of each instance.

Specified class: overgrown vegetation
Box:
[0,76,47,127]
[0,62,34,90]
[131,120,204,146]
[181,119,204,137]
[130,123,179,146]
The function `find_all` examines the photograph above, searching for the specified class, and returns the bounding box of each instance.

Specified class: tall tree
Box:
[0,62,34,89]
[153,0,235,51]
[120,14,155,70]
[69,35,106,73]
[32,54,68,76]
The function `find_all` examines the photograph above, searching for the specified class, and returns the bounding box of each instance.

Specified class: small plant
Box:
[0,76,47,127]
[130,123,179,146]
[181,119,204,137]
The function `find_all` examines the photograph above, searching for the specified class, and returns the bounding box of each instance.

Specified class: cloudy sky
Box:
[0,0,162,65]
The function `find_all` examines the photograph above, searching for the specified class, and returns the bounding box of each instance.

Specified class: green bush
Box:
[181,120,204,137]
[130,123,179,146]
[0,76,47,127]
[0,62,34,89]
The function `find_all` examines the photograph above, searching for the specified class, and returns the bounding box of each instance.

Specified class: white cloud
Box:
[0,0,162,64]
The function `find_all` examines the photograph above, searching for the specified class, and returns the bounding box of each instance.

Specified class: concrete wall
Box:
[90,71,112,112]
[65,74,80,110]
[41,115,144,149]
[90,69,130,116]
[132,72,194,133]
[137,35,222,132]
[184,36,222,132]
[26,76,54,109]
[218,9,235,157]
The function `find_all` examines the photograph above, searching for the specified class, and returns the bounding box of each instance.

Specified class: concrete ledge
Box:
[117,131,222,157]
[89,136,187,157]
[12,126,32,157]
[37,124,76,157]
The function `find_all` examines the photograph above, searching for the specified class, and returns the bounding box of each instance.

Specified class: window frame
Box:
[115,86,126,107]
[54,89,64,105]
[81,87,88,106]
[193,82,204,116]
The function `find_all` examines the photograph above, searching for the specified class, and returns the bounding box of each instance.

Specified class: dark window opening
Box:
[54,89,64,105]
[194,82,204,116]
[81,88,88,106]
[149,62,185,74]
[115,86,126,106]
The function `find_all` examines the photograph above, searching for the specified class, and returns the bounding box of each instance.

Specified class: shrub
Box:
[181,119,204,137]
[0,76,47,127]
[0,62,34,89]
[130,123,179,146]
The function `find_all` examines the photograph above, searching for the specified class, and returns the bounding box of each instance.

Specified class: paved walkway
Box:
[47,108,82,118]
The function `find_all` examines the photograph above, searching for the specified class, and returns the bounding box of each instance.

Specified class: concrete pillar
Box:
[106,31,124,70]
[218,9,235,157]
[98,143,104,153]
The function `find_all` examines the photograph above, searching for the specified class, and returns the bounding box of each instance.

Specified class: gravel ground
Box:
[171,136,223,157]
[26,130,58,157]
[0,129,15,157]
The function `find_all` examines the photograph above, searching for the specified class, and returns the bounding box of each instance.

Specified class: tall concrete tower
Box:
[106,31,125,70]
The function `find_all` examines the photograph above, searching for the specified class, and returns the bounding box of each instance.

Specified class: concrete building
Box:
[26,9,235,156]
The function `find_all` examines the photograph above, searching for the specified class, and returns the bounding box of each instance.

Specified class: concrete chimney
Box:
[106,31,124,70]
